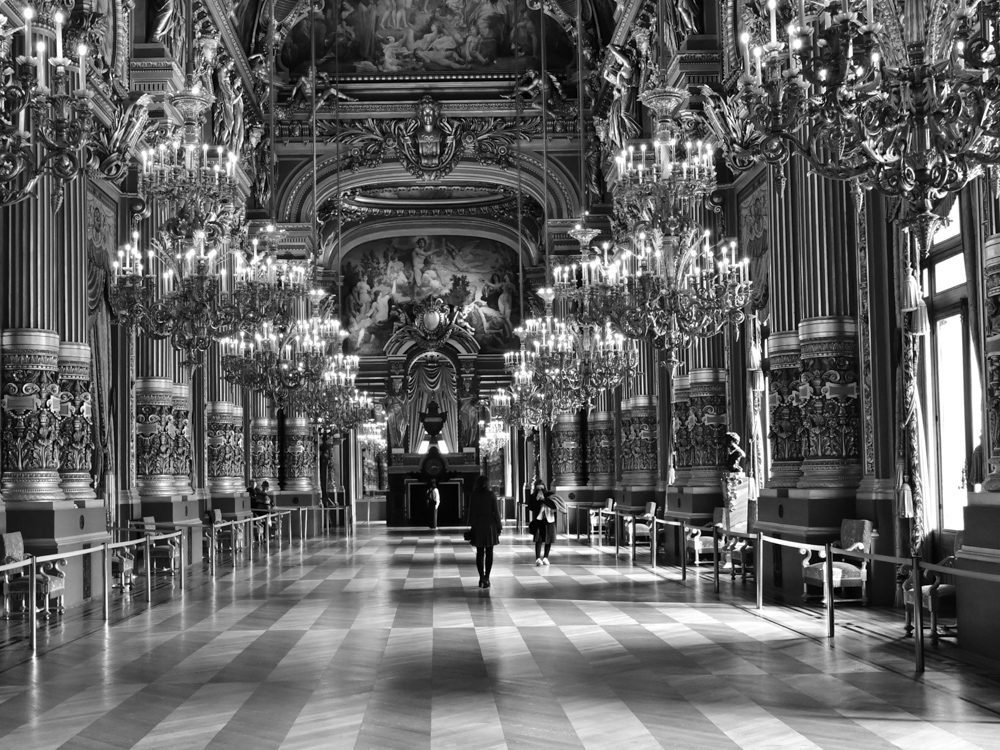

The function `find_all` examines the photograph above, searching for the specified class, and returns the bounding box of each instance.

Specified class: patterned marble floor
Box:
[1,526,999,750]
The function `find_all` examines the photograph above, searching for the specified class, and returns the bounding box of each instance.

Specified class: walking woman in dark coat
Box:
[528,479,557,565]
[466,475,502,588]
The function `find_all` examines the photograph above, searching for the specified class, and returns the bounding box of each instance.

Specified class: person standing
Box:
[427,479,441,529]
[528,479,557,566]
[466,475,502,588]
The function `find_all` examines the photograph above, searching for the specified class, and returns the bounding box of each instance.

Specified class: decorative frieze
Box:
[797,317,862,488]
[284,417,316,493]
[135,377,176,496]
[621,395,658,487]
[550,412,585,486]
[1,330,63,501]
[767,331,804,488]
[687,369,728,487]
[586,410,616,486]
[58,342,96,500]
[251,417,280,486]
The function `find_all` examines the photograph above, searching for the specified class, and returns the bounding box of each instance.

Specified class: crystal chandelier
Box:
[553,138,751,369]
[0,3,94,208]
[479,419,509,457]
[704,0,1000,250]
[221,291,346,403]
[229,224,308,335]
[297,357,372,435]
[358,420,387,453]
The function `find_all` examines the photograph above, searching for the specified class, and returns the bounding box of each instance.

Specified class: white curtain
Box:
[407,359,458,453]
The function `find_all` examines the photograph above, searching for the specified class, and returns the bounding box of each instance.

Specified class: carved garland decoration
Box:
[798,340,860,462]
[321,96,539,181]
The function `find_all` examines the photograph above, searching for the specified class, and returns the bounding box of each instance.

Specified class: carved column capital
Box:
[550,411,585,487]
[586,410,616,487]
[284,417,316,493]
[135,377,176,497]
[687,369,727,487]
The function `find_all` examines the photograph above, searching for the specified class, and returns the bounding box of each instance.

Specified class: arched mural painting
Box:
[341,234,527,355]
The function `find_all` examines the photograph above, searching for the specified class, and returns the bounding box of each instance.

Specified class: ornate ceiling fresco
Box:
[237,0,618,80]
[341,234,531,355]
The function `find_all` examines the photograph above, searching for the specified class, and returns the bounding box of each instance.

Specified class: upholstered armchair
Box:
[686,508,725,567]
[624,503,657,549]
[136,517,180,575]
[728,516,757,583]
[803,519,874,605]
[903,531,963,644]
[1,531,66,619]
[589,498,616,543]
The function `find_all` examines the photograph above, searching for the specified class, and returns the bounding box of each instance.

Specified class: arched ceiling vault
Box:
[277,151,582,231]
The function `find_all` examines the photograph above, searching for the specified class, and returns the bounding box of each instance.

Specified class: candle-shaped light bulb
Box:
[768,0,777,44]
[35,40,46,87]
[53,11,65,59]
[740,31,751,74]
[23,7,33,43]
[77,44,88,91]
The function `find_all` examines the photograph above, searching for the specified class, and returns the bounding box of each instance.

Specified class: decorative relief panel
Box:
[1,345,62,481]
[798,339,860,463]
[767,354,804,465]
[550,416,584,486]
[135,379,176,495]
[621,399,658,484]
[251,419,280,482]
[672,397,693,473]
[57,345,96,498]
[586,415,615,483]
[688,387,727,470]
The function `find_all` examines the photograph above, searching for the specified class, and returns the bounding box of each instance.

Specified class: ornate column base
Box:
[172,383,194,497]
[621,396,658,488]
[1,330,64,502]
[686,369,727,488]
[58,342,97,501]
[797,318,862,490]
[586,410,615,487]
[207,401,245,495]
[283,417,317,493]
[251,416,280,488]
[551,411,585,487]
[671,375,693,488]
[135,377,177,497]
[767,331,804,488]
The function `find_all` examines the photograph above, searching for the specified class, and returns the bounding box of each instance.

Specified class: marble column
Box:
[796,171,861,488]
[57,178,97,501]
[251,415,280,488]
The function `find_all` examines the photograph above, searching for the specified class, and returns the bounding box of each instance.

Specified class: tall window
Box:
[924,200,981,532]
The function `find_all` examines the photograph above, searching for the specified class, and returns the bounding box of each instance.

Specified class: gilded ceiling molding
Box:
[278,152,581,227]
[321,218,537,270]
